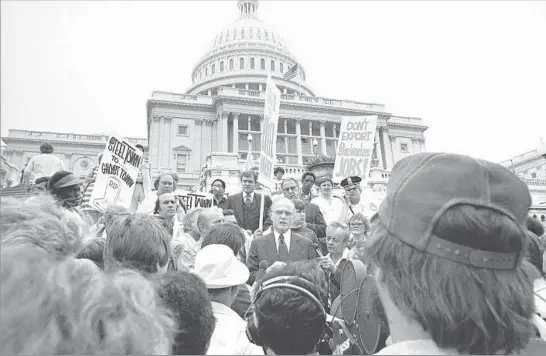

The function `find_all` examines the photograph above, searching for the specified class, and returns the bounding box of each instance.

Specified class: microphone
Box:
[256,260,269,281]
[314,243,324,257]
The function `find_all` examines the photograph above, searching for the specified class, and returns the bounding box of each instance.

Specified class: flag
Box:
[245,151,253,171]
[283,63,298,80]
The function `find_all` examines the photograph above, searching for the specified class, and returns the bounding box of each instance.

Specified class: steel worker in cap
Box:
[365,153,545,354]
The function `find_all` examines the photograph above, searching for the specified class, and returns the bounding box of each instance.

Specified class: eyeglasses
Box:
[273,210,293,217]
[349,223,365,228]
[282,186,298,192]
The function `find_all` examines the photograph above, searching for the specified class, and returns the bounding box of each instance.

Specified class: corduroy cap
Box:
[378,152,532,270]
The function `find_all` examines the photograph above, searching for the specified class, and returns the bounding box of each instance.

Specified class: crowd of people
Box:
[2,143,546,355]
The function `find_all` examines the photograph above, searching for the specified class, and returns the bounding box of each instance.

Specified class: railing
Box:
[388,116,423,125]
[217,87,383,111]
[150,91,214,104]
[6,130,147,146]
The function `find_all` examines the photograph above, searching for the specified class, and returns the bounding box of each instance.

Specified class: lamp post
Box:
[312,138,318,156]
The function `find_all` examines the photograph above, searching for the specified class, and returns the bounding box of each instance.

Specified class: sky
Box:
[2,0,545,163]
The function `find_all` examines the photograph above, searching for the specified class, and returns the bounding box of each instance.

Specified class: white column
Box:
[284,119,289,156]
[419,138,426,152]
[374,128,384,168]
[382,128,394,170]
[389,134,397,166]
[233,113,239,154]
[412,137,421,154]
[157,117,165,171]
[319,120,327,155]
[221,113,229,152]
[163,117,171,169]
[295,118,303,165]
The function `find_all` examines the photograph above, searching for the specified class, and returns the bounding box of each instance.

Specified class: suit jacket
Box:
[225,192,272,233]
[246,231,317,284]
[264,201,327,238]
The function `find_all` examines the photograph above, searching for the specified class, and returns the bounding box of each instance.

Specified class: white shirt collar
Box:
[273,229,291,253]
[243,191,255,201]
[326,248,351,266]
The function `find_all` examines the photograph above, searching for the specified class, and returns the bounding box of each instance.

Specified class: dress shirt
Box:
[311,195,347,224]
[273,229,292,253]
[243,191,255,203]
[137,192,159,214]
[171,232,203,270]
[326,248,352,267]
[207,302,264,355]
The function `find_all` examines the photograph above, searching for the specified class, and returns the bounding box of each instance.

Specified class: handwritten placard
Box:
[173,190,214,211]
[90,136,143,212]
[333,116,378,184]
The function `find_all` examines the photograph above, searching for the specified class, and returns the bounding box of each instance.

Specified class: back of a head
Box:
[254,270,326,355]
[182,208,203,232]
[104,214,170,274]
[201,222,245,256]
[369,205,537,355]
[526,230,544,276]
[39,142,54,154]
[526,216,545,238]
[104,204,130,225]
[1,246,174,354]
[155,271,216,355]
[77,239,106,270]
[1,195,85,258]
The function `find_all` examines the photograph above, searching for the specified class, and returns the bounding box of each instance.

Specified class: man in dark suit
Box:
[224,170,272,234]
[262,177,327,253]
[247,197,317,284]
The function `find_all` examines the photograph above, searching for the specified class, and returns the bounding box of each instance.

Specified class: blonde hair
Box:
[1,195,86,258]
[0,247,174,354]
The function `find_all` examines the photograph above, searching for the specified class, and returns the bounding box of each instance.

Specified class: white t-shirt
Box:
[24,154,65,181]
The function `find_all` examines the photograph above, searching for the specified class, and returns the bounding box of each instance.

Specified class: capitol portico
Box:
[146,0,428,191]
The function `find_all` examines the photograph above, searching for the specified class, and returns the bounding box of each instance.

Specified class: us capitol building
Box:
[146,0,427,192]
[2,0,429,193]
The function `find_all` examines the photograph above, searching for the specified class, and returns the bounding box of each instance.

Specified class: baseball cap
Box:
[378,152,531,270]
[194,244,250,288]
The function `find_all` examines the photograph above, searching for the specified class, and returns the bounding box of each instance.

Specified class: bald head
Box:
[197,208,224,234]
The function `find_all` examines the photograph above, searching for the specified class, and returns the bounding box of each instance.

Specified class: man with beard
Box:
[246,198,317,284]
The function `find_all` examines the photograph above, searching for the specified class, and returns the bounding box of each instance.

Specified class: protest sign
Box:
[257,76,281,189]
[90,137,143,212]
[333,116,378,184]
[173,189,214,211]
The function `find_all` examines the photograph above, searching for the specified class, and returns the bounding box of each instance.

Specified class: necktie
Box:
[278,234,289,261]
[245,194,252,207]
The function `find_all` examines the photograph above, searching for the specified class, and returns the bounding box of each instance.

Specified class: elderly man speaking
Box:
[246,198,317,285]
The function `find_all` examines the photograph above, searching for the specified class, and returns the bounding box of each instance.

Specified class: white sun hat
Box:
[194,244,250,289]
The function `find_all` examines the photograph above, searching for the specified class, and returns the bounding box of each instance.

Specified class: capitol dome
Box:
[185,0,314,96]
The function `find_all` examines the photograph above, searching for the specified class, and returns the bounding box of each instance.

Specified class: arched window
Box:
[270,60,275,71]
[220,61,224,72]
[250,58,255,69]
[205,67,208,76]
[260,58,265,69]
[280,63,284,73]
[240,58,244,69]
[212,64,215,74]
[229,59,234,70]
